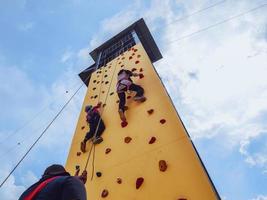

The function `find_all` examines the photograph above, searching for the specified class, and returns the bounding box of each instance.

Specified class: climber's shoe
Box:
[80,141,86,153]
[93,137,103,144]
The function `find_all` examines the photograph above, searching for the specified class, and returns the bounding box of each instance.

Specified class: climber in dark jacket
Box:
[80,102,105,153]
[18,164,87,200]
[116,69,146,122]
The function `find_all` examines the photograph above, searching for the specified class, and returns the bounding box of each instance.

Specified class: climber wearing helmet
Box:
[116,69,146,122]
[80,102,105,153]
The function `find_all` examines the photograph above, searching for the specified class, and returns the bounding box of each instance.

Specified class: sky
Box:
[0,0,267,199]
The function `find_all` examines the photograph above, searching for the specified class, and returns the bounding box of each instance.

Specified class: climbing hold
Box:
[136,177,144,189]
[94,95,98,99]
[104,75,108,78]
[135,60,140,64]
[132,53,135,56]
[103,103,106,107]
[93,80,96,83]
[116,100,120,103]
[134,49,138,52]
[131,68,137,72]
[177,198,187,200]
[119,61,121,64]
[147,109,154,115]
[105,148,111,154]
[90,96,94,99]
[160,119,166,124]
[97,75,100,78]
[102,81,104,83]
[117,178,122,184]
[122,57,125,60]
[97,81,100,84]
[121,65,124,68]
[137,55,141,58]
[105,70,107,72]
[139,73,144,79]
[102,91,105,94]
[81,126,85,130]
[127,96,131,99]
[124,136,132,143]
[159,160,168,172]
[149,137,156,144]
[96,172,102,177]
[93,87,96,90]
[105,81,109,84]
[121,121,128,128]
[110,92,114,96]
[101,189,109,198]
[77,152,81,156]
[139,68,143,72]
[129,56,133,60]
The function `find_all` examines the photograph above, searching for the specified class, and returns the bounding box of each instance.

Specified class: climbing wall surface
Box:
[65,43,218,200]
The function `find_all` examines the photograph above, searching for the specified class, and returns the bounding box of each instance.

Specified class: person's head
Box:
[85,105,92,113]
[42,164,70,178]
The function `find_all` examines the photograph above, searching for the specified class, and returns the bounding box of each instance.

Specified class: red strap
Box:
[24,176,60,200]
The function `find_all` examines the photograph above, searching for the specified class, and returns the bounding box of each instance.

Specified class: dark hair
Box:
[42,164,70,177]
[118,69,126,76]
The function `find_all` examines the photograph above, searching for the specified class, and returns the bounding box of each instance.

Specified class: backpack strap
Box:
[24,176,60,200]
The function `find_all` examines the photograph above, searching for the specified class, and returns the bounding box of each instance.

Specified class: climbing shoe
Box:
[93,137,103,144]
[118,109,127,122]
[80,141,86,153]
[133,96,146,102]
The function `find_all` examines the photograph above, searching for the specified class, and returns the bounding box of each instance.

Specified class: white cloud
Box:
[251,195,267,200]
[60,50,74,63]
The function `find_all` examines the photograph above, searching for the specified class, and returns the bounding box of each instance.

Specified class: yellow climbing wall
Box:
[65,43,218,200]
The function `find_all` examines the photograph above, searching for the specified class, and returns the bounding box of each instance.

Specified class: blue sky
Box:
[0,0,267,199]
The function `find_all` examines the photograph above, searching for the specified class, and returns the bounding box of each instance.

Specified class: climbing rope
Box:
[0,75,90,188]
[84,50,123,180]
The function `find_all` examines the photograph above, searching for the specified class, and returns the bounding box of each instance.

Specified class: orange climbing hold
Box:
[149,137,156,144]
[105,148,111,154]
[136,177,144,189]
[101,189,109,198]
[159,160,168,172]
[124,136,132,143]
[147,109,154,115]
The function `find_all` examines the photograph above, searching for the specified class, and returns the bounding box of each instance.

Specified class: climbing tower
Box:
[65,18,220,200]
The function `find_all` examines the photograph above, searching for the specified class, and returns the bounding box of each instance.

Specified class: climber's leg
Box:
[118,92,127,122]
[129,84,146,102]
[81,130,94,152]
[93,121,105,144]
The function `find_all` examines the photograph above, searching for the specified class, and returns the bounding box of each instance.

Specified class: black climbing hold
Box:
[101,189,109,198]
[94,95,98,99]
[110,92,114,96]
[136,177,144,189]
[93,87,96,90]
[139,68,143,72]
[104,75,108,78]
[96,172,102,177]
[135,60,140,64]
[81,126,85,130]
[160,119,166,124]
[93,80,96,83]
[149,137,156,144]
[124,137,132,143]
[105,148,111,154]
[159,160,167,172]
[139,73,144,79]
[129,56,133,60]
[77,152,81,156]
[131,68,137,72]
[147,109,154,115]
[105,81,109,84]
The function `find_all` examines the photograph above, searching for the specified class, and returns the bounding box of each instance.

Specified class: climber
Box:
[19,164,87,200]
[116,69,146,122]
[80,102,105,153]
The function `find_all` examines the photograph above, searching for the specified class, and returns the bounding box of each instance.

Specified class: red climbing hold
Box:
[81,126,85,130]
[159,160,168,172]
[77,152,81,156]
[127,96,131,99]
[160,119,166,124]
[135,60,140,64]
[121,121,128,128]
[117,178,122,184]
[139,68,143,72]
[136,177,144,189]
[124,136,132,143]
[131,68,137,72]
[139,74,144,79]
[149,137,156,144]
[177,198,187,200]
[105,148,111,154]
[147,109,154,115]
[101,189,109,198]
[129,56,133,60]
